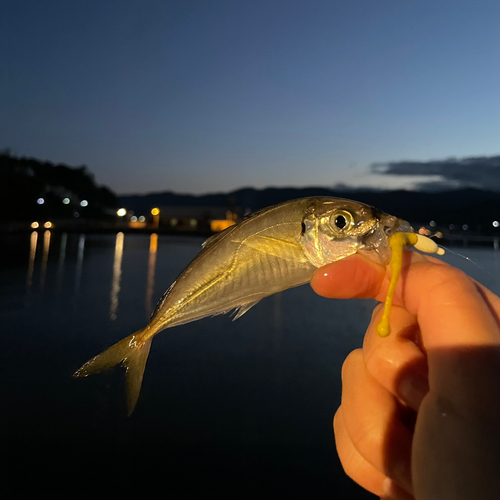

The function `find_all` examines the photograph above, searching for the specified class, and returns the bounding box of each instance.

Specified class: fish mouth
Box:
[369,207,412,238]
[379,214,413,238]
[360,213,413,264]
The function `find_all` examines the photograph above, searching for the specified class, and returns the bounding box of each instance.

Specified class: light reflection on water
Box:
[40,229,51,290]
[74,234,85,297]
[26,230,38,293]
[145,233,158,319]
[21,231,162,324]
[56,232,67,294]
[110,232,124,321]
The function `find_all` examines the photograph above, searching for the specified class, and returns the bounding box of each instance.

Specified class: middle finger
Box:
[341,349,414,495]
[363,305,429,411]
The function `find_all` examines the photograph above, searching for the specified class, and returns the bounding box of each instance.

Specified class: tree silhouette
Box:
[0,151,118,222]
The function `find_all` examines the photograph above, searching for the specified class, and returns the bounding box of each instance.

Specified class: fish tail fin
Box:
[74,328,153,415]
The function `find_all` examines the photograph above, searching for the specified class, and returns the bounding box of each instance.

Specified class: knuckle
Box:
[340,453,361,482]
[363,343,383,376]
[341,349,363,381]
[350,417,381,453]
[370,302,384,321]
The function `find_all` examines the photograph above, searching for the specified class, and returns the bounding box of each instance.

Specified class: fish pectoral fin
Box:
[239,235,306,262]
[74,328,152,416]
[232,300,261,320]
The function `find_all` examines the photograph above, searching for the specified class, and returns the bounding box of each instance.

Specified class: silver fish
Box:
[74,197,411,413]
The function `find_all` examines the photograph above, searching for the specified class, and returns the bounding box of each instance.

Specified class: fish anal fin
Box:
[240,235,306,262]
[232,300,261,321]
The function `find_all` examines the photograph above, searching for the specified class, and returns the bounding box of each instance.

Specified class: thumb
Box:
[310,252,387,300]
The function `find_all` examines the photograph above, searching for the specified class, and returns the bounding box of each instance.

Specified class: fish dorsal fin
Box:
[201,224,236,249]
[240,235,307,262]
[232,300,261,320]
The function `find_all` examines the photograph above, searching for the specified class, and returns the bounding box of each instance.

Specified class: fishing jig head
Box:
[377,233,445,337]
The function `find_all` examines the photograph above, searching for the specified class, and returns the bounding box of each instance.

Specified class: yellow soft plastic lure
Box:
[376,233,445,337]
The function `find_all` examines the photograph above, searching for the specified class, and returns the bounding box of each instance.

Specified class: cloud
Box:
[371,156,500,192]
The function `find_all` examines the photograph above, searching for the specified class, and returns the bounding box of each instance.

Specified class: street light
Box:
[117,208,127,217]
[151,208,160,229]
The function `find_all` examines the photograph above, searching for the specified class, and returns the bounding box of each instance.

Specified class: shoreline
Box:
[3,225,500,249]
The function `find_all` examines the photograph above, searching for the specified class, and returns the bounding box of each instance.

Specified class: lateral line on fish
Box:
[160,220,300,325]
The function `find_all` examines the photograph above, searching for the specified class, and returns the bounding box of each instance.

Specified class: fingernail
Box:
[399,374,429,410]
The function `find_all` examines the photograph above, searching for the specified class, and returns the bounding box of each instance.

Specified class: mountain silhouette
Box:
[119,186,500,232]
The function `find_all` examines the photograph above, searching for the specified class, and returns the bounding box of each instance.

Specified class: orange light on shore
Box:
[151,208,160,216]
[31,222,39,229]
[44,221,53,229]
[210,219,236,232]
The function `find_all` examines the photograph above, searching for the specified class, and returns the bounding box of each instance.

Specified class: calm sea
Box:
[1,232,499,499]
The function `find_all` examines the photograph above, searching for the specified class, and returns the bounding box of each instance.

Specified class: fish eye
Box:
[330,210,354,232]
[335,215,347,229]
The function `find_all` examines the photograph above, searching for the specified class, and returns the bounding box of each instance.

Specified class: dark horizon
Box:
[6,148,500,200]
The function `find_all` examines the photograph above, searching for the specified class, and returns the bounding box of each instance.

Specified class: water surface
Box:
[1,232,499,499]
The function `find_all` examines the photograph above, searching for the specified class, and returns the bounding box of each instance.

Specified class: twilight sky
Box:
[3,0,500,195]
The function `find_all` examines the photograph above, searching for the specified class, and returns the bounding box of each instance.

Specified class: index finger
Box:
[311,253,500,418]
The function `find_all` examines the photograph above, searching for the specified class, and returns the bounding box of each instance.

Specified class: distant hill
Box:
[119,186,500,232]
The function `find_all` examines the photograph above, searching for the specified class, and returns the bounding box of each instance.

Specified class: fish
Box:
[74,196,412,413]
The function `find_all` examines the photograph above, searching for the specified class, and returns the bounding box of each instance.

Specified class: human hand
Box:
[311,252,500,500]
